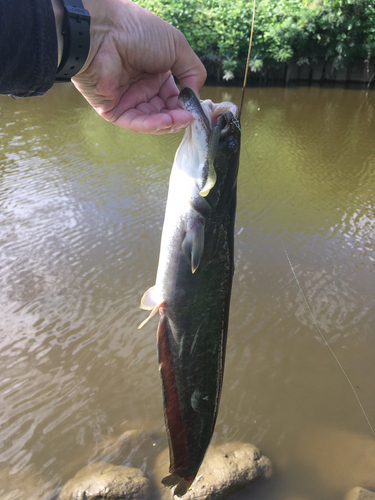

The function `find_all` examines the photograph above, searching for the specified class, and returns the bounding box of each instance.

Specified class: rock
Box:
[57,427,163,495]
[94,428,162,467]
[58,462,151,500]
[154,442,272,499]
[346,487,375,500]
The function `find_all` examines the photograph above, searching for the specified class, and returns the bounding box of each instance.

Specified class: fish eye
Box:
[227,139,238,153]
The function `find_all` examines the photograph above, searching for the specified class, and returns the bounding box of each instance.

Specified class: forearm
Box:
[0,0,57,97]
[1,0,206,134]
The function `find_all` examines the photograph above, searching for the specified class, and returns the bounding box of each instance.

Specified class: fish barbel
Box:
[139,88,241,496]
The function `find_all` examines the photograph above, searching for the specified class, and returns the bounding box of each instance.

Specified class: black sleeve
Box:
[0,0,58,97]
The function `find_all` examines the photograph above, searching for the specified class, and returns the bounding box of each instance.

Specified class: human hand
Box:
[54,0,206,134]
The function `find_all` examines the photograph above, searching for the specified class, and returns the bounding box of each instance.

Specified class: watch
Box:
[55,0,91,81]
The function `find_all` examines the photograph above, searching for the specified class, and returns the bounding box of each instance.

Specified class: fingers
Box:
[112,107,193,134]
[97,72,174,123]
[73,2,206,135]
[96,73,194,134]
[169,30,207,97]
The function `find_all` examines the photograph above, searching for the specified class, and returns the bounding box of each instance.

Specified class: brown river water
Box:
[0,84,374,500]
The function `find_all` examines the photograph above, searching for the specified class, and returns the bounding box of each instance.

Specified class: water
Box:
[0,84,374,500]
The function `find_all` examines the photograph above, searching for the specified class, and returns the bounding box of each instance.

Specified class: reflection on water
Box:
[0,84,374,500]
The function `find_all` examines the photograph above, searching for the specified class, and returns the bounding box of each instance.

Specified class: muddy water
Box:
[0,84,374,500]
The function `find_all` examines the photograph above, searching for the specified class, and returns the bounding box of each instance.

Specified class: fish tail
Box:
[158,315,198,496]
[162,472,195,497]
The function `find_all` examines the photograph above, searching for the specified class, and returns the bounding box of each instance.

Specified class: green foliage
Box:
[135,0,375,79]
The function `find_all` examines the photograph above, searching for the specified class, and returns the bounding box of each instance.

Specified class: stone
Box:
[346,487,375,500]
[58,462,151,500]
[154,442,272,499]
[93,428,161,467]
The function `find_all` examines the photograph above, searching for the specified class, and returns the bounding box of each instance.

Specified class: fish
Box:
[139,87,241,496]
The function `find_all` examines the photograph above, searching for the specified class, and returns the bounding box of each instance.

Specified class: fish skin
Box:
[140,88,241,496]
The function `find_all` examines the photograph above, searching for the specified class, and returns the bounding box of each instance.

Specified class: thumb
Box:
[170,31,207,96]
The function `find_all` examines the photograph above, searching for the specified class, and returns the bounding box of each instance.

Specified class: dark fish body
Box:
[139,88,241,495]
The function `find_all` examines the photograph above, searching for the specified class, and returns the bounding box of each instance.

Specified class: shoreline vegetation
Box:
[135,0,375,86]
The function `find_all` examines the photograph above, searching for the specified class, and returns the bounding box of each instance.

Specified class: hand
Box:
[56,0,207,134]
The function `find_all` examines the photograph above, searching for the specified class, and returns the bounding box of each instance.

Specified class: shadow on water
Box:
[0,84,374,499]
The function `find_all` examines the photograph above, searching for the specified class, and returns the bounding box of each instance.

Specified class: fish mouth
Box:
[176,88,240,195]
[200,99,239,136]
[178,88,211,135]
[178,88,239,134]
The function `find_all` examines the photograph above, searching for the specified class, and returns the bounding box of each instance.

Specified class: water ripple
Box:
[1,86,375,500]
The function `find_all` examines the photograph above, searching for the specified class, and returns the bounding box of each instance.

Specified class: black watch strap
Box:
[55,0,91,82]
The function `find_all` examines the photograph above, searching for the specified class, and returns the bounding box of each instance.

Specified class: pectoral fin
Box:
[138,286,164,329]
[182,222,205,273]
[140,286,159,310]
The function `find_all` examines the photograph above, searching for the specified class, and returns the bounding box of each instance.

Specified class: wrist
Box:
[53,0,92,80]
[72,0,112,76]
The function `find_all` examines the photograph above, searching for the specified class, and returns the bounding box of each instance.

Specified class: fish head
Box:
[177,88,241,210]
[202,99,241,210]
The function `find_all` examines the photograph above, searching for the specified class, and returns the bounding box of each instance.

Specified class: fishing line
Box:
[239,0,256,120]
[236,0,374,438]
[236,123,375,437]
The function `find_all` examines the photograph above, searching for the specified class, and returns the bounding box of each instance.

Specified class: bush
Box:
[135,0,375,80]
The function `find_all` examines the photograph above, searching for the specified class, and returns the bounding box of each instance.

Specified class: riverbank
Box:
[240,57,375,87]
